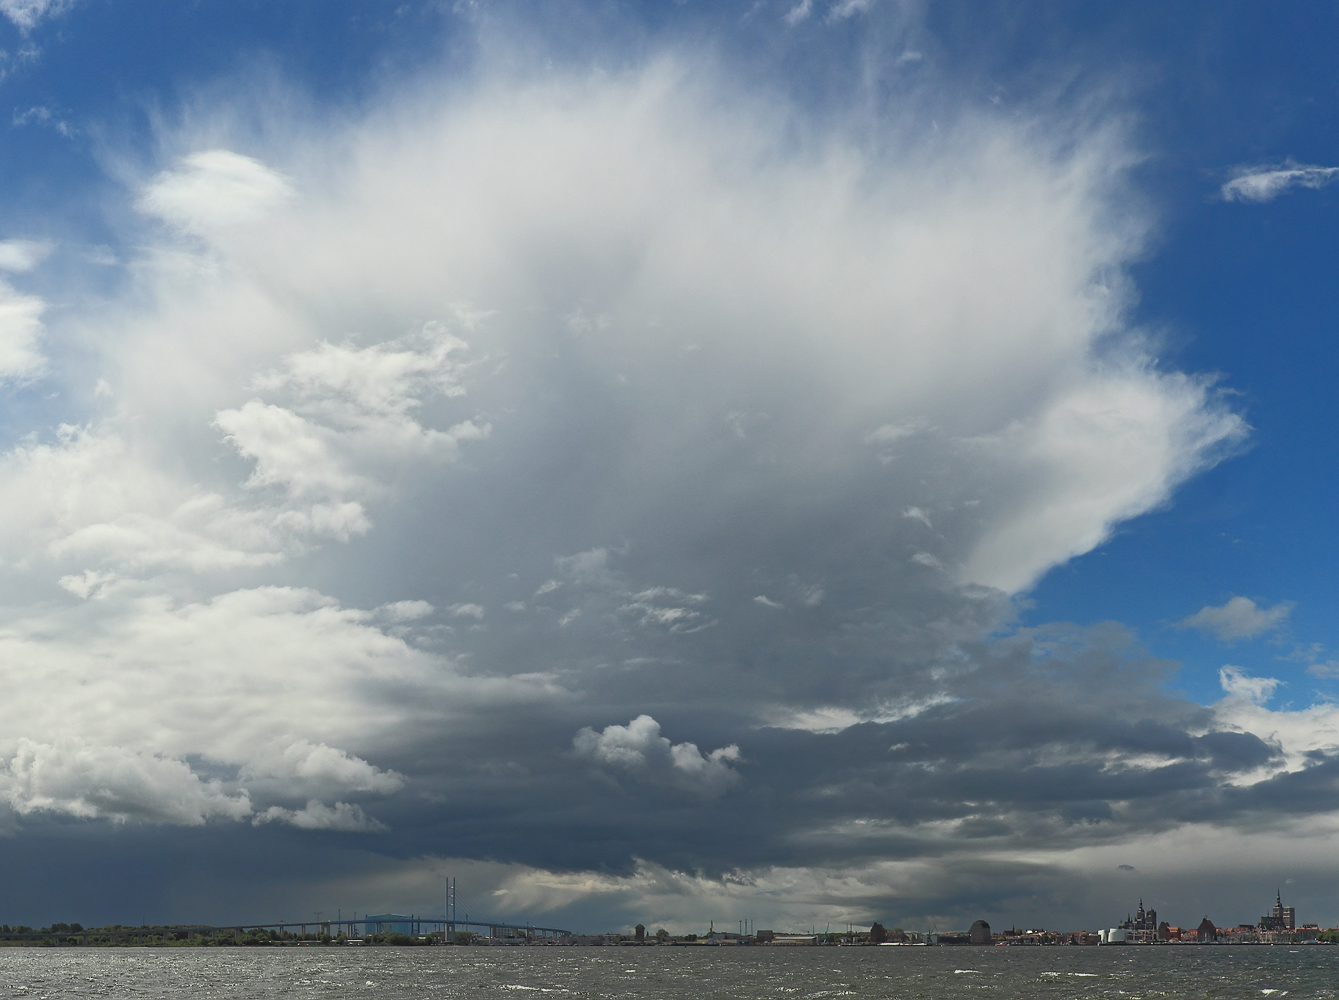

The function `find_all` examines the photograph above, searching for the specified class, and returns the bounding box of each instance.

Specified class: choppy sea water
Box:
[0,945,1335,999]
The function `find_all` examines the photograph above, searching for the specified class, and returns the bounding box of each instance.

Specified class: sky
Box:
[0,0,1338,936]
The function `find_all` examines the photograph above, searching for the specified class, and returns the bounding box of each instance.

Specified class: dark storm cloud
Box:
[355,619,1294,883]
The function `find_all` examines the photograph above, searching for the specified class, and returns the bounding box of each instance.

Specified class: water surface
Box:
[0,945,1334,998]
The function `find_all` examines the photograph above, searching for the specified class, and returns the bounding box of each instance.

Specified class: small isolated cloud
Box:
[619,588,710,631]
[255,799,387,832]
[448,602,485,620]
[865,420,926,445]
[903,507,932,528]
[375,600,434,622]
[1219,665,1282,706]
[1222,162,1339,203]
[1307,661,1339,679]
[12,106,51,126]
[574,715,664,769]
[572,715,741,793]
[754,595,783,609]
[1177,596,1290,642]
[12,106,72,136]
[1118,864,1136,871]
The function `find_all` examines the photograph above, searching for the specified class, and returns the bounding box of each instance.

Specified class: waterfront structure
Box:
[1196,917,1217,943]
[969,920,991,945]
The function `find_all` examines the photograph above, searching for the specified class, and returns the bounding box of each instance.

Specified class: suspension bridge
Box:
[0,878,573,946]
[0,917,572,947]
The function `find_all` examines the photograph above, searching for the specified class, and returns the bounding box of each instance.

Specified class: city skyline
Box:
[0,1,1338,934]
[0,884,1322,945]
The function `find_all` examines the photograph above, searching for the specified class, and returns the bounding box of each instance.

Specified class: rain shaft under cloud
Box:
[4,35,1329,933]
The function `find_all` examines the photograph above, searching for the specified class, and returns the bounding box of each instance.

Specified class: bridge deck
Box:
[0,918,574,944]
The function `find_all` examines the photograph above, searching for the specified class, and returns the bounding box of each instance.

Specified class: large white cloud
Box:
[2,737,251,825]
[0,585,556,827]
[0,48,1298,933]
[65,61,1240,613]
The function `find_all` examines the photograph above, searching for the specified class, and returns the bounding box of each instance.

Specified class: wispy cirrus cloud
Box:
[784,0,876,26]
[0,0,76,32]
[1222,162,1339,202]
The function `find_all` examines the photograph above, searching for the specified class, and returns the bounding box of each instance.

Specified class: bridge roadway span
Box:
[0,918,574,946]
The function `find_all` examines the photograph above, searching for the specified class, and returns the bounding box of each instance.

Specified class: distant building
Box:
[869,923,887,944]
[1115,900,1158,943]
[1197,917,1217,943]
[969,920,991,945]
[1259,890,1296,931]
[635,924,645,942]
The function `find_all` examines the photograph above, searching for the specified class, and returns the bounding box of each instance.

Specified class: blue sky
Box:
[1017,3,1339,705]
[0,0,1338,935]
